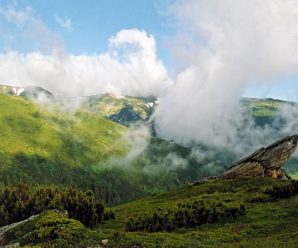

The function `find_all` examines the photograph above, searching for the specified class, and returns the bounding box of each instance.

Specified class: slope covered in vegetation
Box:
[0,87,297,204]
[0,93,208,205]
[0,93,127,184]
[97,177,298,247]
[85,94,156,126]
[0,183,108,228]
[2,177,297,247]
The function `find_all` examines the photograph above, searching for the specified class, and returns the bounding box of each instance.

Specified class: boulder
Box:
[222,134,298,180]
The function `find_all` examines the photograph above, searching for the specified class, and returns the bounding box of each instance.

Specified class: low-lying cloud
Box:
[155,0,298,154]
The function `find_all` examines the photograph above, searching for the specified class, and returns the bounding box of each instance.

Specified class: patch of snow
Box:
[145,102,154,108]
[12,87,25,96]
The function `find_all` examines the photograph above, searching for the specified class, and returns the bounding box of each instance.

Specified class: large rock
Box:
[0,214,40,247]
[222,134,298,180]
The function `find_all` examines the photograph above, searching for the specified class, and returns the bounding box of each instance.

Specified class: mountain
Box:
[0,93,126,182]
[241,97,296,126]
[0,84,53,99]
[0,90,209,205]
[85,95,296,128]
[86,95,296,129]
[0,85,297,201]
[0,84,157,126]
[1,84,293,128]
[83,93,157,126]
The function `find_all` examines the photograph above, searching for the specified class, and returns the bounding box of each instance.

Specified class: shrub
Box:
[0,183,113,228]
[125,200,245,232]
[4,210,87,248]
[265,180,298,198]
[104,210,116,220]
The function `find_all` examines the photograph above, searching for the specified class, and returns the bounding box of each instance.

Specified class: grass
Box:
[0,94,127,159]
[0,93,128,185]
[95,177,298,247]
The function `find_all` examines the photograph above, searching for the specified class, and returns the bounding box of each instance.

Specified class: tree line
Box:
[0,183,114,228]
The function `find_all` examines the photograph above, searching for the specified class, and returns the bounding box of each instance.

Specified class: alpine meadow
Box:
[0,1,298,247]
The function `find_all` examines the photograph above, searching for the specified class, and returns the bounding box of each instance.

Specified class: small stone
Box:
[102,239,109,245]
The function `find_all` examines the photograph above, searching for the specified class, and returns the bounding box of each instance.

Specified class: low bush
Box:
[125,200,245,232]
[265,180,298,198]
[4,210,87,248]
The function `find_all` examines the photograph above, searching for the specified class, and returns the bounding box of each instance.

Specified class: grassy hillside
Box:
[0,94,158,203]
[0,94,126,160]
[0,93,128,184]
[0,93,211,205]
[96,177,298,247]
[2,177,297,247]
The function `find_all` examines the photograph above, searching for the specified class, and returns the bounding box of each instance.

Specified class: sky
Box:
[0,0,175,67]
[0,0,297,101]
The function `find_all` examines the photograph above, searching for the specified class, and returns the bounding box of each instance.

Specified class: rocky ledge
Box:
[222,134,298,180]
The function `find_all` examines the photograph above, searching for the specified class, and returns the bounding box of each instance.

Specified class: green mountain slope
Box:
[0,93,127,183]
[0,96,126,159]
[0,93,211,205]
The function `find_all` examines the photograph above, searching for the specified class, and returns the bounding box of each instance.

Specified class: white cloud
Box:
[0,3,171,98]
[155,0,298,151]
[0,29,172,97]
[54,14,73,31]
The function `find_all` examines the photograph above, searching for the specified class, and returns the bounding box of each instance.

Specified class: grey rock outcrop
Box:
[222,134,298,180]
[0,214,40,247]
